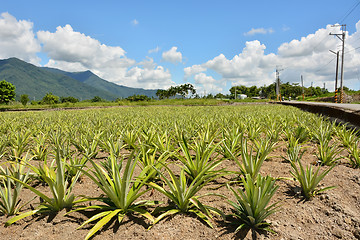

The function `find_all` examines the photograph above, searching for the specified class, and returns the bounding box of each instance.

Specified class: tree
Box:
[156,84,197,99]
[41,92,59,105]
[0,80,16,104]
[91,96,103,102]
[20,94,29,106]
[126,95,151,102]
[60,96,79,103]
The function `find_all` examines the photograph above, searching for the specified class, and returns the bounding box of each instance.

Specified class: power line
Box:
[338,0,360,24]
[314,57,337,73]
[345,46,360,53]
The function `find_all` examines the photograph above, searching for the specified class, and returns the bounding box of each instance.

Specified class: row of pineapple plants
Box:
[0,105,358,239]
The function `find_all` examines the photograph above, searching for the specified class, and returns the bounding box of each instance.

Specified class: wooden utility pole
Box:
[330,24,346,103]
[275,66,283,101]
[329,50,339,103]
[301,75,304,100]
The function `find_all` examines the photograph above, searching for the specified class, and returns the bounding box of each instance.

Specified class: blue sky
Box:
[1,0,360,94]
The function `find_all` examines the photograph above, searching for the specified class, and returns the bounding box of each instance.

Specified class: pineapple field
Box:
[0,104,359,239]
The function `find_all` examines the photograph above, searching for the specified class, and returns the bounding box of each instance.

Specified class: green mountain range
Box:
[0,58,158,101]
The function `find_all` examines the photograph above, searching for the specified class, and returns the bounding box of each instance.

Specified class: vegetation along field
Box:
[0,104,359,240]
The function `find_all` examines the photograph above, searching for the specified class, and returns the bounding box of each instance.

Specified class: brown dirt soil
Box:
[1,141,360,240]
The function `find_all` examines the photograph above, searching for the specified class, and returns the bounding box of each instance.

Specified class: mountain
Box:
[42,68,158,98]
[0,58,158,101]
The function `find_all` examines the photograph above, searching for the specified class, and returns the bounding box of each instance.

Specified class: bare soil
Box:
[1,141,360,240]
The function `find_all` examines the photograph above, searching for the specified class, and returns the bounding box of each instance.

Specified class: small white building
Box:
[236,94,247,99]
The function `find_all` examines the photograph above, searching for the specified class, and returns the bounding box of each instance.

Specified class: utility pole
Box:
[301,75,304,101]
[275,66,283,101]
[329,50,339,103]
[330,24,346,103]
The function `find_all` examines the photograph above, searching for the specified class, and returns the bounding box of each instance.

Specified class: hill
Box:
[0,58,157,101]
[42,68,158,98]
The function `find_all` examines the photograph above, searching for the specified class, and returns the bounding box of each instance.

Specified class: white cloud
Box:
[124,66,174,89]
[38,24,129,67]
[204,40,277,86]
[278,24,338,57]
[185,21,360,92]
[148,46,160,54]
[184,64,207,78]
[193,73,223,94]
[162,46,182,63]
[244,27,274,36]
[0,12,41,64]
[131,19,139,26]
[38,24,174,89]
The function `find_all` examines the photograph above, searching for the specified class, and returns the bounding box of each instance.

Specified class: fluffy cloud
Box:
[278,24,339,57]
[193,73,223,94]
[38,24,174,89]
[204,40,277,86]
[0,12,41,64]
[184,64,207,78]
[124,66,174,89]
[38,25,130,68]
[162,46,182,63]
[244,27,274,36]
[185,21,360,92]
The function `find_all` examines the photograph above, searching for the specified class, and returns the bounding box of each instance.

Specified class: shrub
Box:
[60,96,79,103]
[227,174,279,232]
[90,96,103,102]
[41,92,59,105]
[20,94,29,106]
[126,95,151,102]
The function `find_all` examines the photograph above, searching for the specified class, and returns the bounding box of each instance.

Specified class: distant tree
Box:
[0,79,16,104]
[91,96,103,102]
[126,95,151,102]
[20,94,29,106]
[156,89,168,100]
[60,96,79,103]
[41,92,59,105]
[177,84,196,98]
[156,84,196,99]
[214,93,227,99]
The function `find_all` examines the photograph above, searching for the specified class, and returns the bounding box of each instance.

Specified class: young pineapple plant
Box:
[218,126,243,160]
[177,134,224,181]
[316,138,341,166]
[290,160,335,200]
[31,133,49,161]
[347,139,360,168]
[228,138,273,181]
[0,155,32,216]
[149,164,224,228]
[5,148,84,226]
[71,152,156,240]
[9,130,32,160]
[335,124,358,148]
[227,174,279,232]
[283,137,305,163]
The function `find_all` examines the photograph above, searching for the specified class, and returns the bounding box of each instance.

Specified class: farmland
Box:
[0,104,359,239]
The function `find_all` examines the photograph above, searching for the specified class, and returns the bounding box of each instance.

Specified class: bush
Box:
[20,94,29,106]
[41,93,59,105]
[126,95,151,102]
[90,96,103,102]
[60,96,79,103]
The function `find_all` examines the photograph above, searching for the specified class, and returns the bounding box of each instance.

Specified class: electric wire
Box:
[338,0,360,24]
